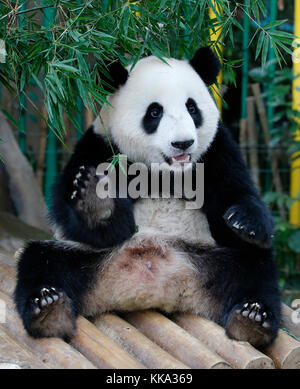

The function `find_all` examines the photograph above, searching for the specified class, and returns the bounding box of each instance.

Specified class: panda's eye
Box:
[186,101,196,114]
[150,107,162,118]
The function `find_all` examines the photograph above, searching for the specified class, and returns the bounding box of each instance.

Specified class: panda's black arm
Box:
[50,126,136,249]
[202,122,273,249]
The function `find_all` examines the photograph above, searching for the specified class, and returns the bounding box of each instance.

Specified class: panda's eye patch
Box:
[185,98,203,128]
[142,102,163,134]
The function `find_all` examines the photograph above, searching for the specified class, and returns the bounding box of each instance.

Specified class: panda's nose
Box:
[171,139,194,151]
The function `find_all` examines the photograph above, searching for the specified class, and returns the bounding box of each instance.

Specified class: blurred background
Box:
[0,0,299,303]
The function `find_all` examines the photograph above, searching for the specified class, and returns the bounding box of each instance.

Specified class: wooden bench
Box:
[0,212,299,369]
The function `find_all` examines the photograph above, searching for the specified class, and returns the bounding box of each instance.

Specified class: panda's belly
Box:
[133,198,215,246]
[83,199,218,316]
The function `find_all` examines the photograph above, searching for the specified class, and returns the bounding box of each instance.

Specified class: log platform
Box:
[0,212,299,369]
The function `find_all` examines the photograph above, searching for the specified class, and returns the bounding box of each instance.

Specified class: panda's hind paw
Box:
[225,301,277,348]
[25,287,76,341]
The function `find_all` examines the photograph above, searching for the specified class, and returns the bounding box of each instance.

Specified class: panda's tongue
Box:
[171,154,191,164]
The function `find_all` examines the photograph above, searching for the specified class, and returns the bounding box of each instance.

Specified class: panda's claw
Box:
[238,301,270,327]
[31,287,63,317]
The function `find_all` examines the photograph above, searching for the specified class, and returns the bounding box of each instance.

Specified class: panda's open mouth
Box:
[164,153,191,165]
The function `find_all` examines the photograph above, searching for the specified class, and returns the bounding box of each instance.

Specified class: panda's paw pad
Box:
[225,302,275,347]
[31,287,64,317]
[27,288,76,340]
[71,166,101,201]
[223,206,272,248]
[239,302,270,328]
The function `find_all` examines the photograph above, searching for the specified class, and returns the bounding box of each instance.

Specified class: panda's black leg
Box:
[185,243,281,349]
[14,240,109,341]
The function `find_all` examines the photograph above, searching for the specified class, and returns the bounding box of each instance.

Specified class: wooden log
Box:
[264,329,300,369]
[0,290,96,369]
[72,316,144,369]
[174,313,274,369]
[0,262,16,296]
[125,311,232,369]
[93,313,189,369]
[281,303,300,338]
[0,326,49,369]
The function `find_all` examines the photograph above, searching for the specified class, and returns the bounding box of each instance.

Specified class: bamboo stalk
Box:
[173,313,274,369]
[0,325,49,369]
[72,317,144,369]
[125,311,232,369]
[94,313,189,369]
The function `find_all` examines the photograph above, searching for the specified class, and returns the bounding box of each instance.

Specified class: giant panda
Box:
[14,47,281,349]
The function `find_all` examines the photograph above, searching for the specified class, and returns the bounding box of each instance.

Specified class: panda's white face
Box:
[95,56,220,166]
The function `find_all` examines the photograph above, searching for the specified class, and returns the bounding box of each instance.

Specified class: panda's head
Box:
[95,47,220,167]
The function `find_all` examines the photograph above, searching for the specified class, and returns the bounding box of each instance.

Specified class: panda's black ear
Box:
[189,47,221,86]
[99,60,129,91]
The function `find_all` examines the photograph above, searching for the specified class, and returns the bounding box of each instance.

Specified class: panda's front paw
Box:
[25,287,76,341]
[70,166,114,225]
[70,166,98,203]
[223,202,273,248]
